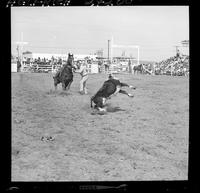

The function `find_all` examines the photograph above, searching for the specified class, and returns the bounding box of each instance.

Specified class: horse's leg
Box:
[67,79,73,90]
[62,81,66,91]
[54,84,57,91]
[54,80,57,90]
[64,78,73,91]
[65,80,69,90]
[53,77,58,91]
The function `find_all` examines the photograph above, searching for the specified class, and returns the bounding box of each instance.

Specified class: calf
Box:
[91,75,136,111]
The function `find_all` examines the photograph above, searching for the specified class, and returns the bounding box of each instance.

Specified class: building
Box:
[11,63,17,72]
[180,40,189,56]
[181,40,189,47]
[11,57,19,72]
[22,52,68,61]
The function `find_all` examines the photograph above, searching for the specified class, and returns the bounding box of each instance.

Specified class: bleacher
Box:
[155,55,189,76]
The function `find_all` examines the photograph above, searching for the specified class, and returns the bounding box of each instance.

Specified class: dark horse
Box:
[53,53,75,91]
[133,64,144,74]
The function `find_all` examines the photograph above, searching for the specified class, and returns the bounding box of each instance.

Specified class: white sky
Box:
[11,6,189,62]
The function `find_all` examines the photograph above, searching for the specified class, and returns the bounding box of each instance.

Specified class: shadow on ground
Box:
[90,104,126,115]
[46,89,71,96]
[106,106,126,113]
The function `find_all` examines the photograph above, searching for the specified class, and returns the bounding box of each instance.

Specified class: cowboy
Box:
[75,61,89,94]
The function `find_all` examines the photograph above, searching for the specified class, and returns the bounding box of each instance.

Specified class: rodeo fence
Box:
[12,53,189,77]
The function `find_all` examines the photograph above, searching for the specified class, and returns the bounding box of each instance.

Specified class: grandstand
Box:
[155,55,189,76]
[13,39,189,76]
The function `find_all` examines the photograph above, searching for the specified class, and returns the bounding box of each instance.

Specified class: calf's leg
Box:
[97,97,107,111]
[119,89,134,97]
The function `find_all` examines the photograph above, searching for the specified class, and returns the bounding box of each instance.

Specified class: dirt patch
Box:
[12,73,189,181]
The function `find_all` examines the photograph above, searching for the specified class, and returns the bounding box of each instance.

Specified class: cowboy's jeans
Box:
[80,75,88,94]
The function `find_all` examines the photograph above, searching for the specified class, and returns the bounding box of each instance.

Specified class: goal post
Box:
[110,37,140,66]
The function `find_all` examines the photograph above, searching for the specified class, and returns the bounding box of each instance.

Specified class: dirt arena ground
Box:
[11,72,189,181]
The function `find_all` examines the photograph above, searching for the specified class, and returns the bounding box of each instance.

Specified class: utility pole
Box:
[108,40,110,61]
[16,45,20,61]
[122,50,126,57]
[15,32,28,71]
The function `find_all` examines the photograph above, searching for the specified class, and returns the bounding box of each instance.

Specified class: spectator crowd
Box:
[154,54,189,76]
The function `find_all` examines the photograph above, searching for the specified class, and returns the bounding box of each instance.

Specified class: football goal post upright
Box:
[110,36,140,65]
[15,32,28,72]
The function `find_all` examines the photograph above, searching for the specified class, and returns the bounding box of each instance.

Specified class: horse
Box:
[133,64,144,74]
[53,53,75,91]
[91,74,136,111]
